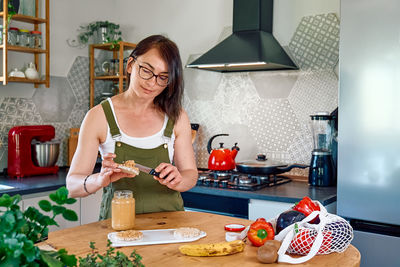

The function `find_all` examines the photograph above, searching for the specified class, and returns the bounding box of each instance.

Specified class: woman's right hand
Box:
[96,153,136,188]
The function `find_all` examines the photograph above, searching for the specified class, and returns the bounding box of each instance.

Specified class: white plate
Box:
[108,229,207,247]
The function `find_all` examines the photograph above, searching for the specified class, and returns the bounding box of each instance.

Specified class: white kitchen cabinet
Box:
[80,189,102,225]
[22,191,81,232]
[248,199,337,221]
[248,199,293,221]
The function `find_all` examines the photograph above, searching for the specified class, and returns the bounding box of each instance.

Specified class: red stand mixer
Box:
[7,125,59,178]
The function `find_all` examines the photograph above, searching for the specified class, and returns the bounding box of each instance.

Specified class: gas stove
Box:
[196,169,291,191]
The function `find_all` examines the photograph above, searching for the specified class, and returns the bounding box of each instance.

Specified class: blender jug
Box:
[308,112,336,186]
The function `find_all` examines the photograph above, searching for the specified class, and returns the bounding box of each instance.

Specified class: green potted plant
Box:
[0,187,145,266]
[0,187,78,266]
[77,21,122,49]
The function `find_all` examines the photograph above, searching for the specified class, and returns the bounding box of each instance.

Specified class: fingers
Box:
[102,153,118,168]
[154,163,182,188]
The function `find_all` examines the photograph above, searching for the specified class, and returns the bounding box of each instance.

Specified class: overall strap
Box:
[101,99,121,139]
[163,117,174,138]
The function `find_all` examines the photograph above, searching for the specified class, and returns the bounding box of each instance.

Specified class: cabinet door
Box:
[80,189,102,225]
[23,192,81,232]
[248,199,293,221]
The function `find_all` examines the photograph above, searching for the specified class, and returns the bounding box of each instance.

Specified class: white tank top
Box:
[99,98,175,162]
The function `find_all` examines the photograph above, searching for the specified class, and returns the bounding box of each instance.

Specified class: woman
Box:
[66,35,198,219]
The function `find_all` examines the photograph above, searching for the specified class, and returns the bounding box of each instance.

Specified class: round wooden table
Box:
[43,211,361,266]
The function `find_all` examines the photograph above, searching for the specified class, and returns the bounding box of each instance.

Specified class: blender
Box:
[308,112,336,186]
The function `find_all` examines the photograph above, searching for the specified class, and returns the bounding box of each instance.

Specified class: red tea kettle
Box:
[207,134,240,171]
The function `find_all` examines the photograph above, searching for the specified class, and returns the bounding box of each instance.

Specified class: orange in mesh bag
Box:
[275,201,353,264]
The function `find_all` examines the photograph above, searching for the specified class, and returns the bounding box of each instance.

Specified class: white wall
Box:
[1,0,339,93]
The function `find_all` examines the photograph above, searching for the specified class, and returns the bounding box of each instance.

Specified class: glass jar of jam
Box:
[111,190,135,230]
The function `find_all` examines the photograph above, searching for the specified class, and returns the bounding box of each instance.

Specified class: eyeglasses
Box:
[137,64,169,87]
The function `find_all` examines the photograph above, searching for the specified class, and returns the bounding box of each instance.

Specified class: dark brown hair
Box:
[126,35,184,121]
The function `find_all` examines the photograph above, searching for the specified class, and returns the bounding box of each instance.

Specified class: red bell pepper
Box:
[289,225,332,255]
[293,196,320,217]
[247,218,275,247]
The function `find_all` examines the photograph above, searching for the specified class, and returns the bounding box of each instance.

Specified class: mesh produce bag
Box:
[274,202,353,264]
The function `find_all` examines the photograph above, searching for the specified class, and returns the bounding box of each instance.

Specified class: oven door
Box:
[181,192,248,219]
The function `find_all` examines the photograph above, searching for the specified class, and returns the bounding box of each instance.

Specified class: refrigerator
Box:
[338,0,400,266]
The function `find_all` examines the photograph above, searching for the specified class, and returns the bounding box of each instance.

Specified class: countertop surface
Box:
[40,211,360,267]
[187,179,337,205]
[0,169,336,205]
[0,168,69,196]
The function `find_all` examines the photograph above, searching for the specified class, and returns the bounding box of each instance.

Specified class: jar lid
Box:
[19,29,30,33]
[31,30,42,34]
[224,223,246,232]
[9,27,19,31]
[114,190,133,198]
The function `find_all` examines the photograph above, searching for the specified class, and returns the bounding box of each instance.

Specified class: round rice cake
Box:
[115,230,143,242]
[174,227,202,239]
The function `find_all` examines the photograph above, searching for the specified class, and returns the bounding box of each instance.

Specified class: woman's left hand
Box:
[154,163,182,189]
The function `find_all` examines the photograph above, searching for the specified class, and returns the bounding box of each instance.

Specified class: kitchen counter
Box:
[0,168,69,196]
[188,179,336,206]
[39,211,360,266]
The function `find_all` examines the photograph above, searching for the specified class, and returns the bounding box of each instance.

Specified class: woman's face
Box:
[127,48,169,99]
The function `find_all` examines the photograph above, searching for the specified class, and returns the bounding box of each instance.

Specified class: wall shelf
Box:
[89,41,136,108]
[0,12,47,24]
[1,0,50,88]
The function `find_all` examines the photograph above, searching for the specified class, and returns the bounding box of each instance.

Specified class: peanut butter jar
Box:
[111,190,135,230]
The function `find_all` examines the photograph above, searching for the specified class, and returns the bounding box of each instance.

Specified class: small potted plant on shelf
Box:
[76,21,122,49]
[1,0,19,28]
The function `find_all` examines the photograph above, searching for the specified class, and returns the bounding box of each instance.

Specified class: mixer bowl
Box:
[31,140,60,167]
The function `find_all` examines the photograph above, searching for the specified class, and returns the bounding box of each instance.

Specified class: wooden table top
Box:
[43,211,360,267]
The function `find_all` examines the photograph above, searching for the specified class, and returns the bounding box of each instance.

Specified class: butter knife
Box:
[117,162,161,178]
[135,163,161,178]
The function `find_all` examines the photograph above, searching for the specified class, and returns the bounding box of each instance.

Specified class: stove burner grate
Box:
[197,169,291,191]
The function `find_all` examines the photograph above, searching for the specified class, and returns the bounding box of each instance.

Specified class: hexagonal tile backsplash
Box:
[0,13,339,178]
[186,13,339,170]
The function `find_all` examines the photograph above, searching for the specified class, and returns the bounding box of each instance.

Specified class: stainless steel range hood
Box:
[186,0,298,72]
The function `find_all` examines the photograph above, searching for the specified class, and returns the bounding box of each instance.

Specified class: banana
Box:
[178,240,245,257]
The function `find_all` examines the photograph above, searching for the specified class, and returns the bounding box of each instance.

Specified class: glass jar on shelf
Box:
[18,29,31,47]
[109,59,117,76]
[0,25,3,45]
[30,31,42,48]
[114,59,120,76]
[8,27,20,46]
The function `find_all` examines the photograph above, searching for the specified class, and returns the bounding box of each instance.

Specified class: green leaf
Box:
[49,192,58,203]
[0,194,12,207]
[52,205,66,216]
[45,217,59,226]
[65,198,77,205]
[62,209,78,222]
[55,187,69,204]
[38,200,52,212]
[23,240,34,250]
[57,249,78,267]
[24,246,39,262]
[40,250,64,267]
[2,211,16,232]
[11,195,22,205]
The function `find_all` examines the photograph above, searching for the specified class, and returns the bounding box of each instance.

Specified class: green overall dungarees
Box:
[99,100,184,220]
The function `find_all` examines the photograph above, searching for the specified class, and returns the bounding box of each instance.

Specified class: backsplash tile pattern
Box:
[67,56,90,110]
[185,13,339,171]
[288,13,340,70]
[247,98,300,154]
[288,70,338,124]
[214,73,260,125]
